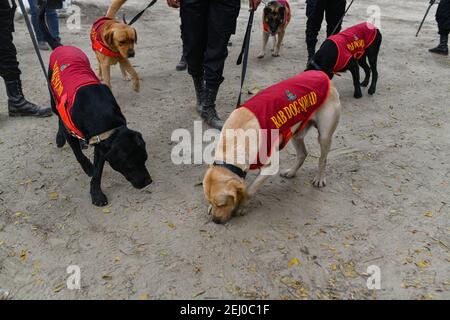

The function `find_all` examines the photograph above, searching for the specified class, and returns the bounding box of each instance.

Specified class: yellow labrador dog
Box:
[203,71,341,224]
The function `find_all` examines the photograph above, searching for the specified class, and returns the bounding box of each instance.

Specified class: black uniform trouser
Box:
[436,0,450,35]
[0,0,21,81]
[180,0,240,90]
[305,0,346,46]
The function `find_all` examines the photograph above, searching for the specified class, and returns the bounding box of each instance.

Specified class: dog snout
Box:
[212,216,223,224]
[128,49,135,58]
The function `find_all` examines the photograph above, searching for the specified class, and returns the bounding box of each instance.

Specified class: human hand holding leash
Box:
[167,0,180,8]
[249,0,262,10]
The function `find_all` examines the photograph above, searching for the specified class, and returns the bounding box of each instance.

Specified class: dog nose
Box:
[128,50,135,58]
[212,216,222,224]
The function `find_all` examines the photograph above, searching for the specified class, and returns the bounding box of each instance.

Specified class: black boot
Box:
[193,77,204,114]
[5,79,52,117]
[306,41,317,64]
[201,87,224,131]
[429,34,449,55]
[176,55,187,71]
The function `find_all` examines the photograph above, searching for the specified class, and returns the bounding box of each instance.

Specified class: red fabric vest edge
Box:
[90,17,121,58]
[50,46,101,139]
[241,71,331,170]
[329,22,378,73]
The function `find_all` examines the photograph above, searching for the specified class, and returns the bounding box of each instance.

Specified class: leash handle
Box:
[236,9,255,108]
[127,0,158,25]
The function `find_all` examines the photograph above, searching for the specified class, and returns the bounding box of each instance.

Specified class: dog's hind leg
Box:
[258,32,270,59]
[65,135,93,177]
[348,59,362,99]
[90,147,108,207]
[367,50,379,95]
[280,129,309,178]
[358,55,371,87]
[273,30,285,57]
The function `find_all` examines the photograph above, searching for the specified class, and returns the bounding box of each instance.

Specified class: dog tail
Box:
[38,2,62,50]
[106,0,127,19]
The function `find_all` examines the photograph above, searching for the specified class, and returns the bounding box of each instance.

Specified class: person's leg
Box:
[29,0,47,48]
[325,0,346,37]
[305,0,326,61]
[201,0,240,130]
[46,8,60,41]
[180,0,208,111]
[429,0,450,55]
[176,22,187,71]
[0,0,51,117]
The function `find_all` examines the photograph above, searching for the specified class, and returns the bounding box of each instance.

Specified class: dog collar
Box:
[88,127,121,145]
[213,161,247,179]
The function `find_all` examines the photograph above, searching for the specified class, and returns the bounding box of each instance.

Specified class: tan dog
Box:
[203,71,341,224]
[258,0,291,58]
[90,0,139,92]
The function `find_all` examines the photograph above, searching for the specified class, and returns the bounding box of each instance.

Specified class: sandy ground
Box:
[0,0,449,300]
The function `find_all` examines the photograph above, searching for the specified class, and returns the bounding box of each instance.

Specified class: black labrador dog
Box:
[307,22,382,98]
[40,6,152,206]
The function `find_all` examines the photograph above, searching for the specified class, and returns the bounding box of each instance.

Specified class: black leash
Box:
[123,0,158,25]
[17,0,50,87]
[330,0,355,36]
[236,9,255,108]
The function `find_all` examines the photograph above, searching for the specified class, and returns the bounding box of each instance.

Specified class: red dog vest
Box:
[243,70,330,169]
[328,22,378,73]
[49,46,100,139]
[90,17,121,58]
[263,0,291,34]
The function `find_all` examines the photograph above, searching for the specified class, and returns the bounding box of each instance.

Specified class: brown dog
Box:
[203,71,341,224]
[91,0,139,92]
[258,0,291,58]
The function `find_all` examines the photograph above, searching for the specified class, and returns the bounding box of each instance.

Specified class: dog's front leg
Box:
[348,59,362,99]
[96,62,103,81]
[312,130,333,188]
[90,147,108,207]
[56,118,67,148]
[100,62,112,90]
[367,53,379,95]
[273,30,285,57]
[280,132,308,178]
[236,173,271,216]
[119,62,130,81]
[65,135,93,177]
[258,32,270,59]
[121,60,140,92]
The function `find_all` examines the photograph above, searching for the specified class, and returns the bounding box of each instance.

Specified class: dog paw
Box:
[133,81,140,92]
[56,133,66,148]
[122,75,130,81]
[312,176,327,188]
[272,52,280,57]
[280,169,296,179]
[236,204,249,217]
[368,87,376,95]
[354,91,363,99]
[91,192,108,207]
[257,53,265,59]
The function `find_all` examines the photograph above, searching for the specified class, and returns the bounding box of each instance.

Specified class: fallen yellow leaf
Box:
[102,208,111,214]
[139,293,149,300]
[424,211,433,218]
[50,192,58,200]
[288,258,301,267]
[416,260,430,268]
[331,263,338,271]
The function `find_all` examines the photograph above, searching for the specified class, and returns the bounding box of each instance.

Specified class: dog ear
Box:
[226,179,247,204]
[133,28,137,44]
[104,29,115,48]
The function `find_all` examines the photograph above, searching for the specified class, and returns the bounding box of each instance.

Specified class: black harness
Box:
[213,161,247,179]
